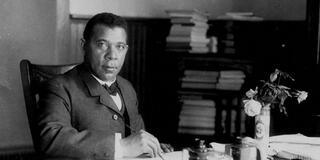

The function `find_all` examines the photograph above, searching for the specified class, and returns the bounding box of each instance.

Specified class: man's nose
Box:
[105,46,117,60]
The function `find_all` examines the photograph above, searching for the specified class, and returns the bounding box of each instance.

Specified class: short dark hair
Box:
[83,12,128,41]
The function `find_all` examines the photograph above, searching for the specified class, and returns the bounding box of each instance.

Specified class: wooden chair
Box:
[19,59,78,151]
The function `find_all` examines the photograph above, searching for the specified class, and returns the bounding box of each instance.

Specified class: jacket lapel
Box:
[116,77,135,118]
[78,64,122,115]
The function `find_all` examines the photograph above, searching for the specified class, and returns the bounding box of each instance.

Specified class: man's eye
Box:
[116,44,127,51]
[96,42,106,47]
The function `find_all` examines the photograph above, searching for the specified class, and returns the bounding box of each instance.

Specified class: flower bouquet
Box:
[243,69,308,117]
[241,69,308,160]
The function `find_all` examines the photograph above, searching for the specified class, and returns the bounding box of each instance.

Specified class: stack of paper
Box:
[269,134,320,160]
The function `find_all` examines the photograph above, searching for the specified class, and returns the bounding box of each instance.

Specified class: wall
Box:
[70,0,306,20]
[233,0,306,20]
[0,0,70,150]
[70,0,233,19]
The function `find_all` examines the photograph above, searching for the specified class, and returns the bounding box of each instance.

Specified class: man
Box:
[38,12,172,160]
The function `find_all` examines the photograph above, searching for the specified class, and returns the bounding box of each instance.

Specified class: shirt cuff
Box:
[114,133,123,159]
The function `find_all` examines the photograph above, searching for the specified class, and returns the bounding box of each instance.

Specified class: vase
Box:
[254,103,270,160]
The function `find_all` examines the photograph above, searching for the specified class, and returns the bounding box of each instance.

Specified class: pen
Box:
[158,153,166,160]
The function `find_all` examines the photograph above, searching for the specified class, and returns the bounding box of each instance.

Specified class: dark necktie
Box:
[104,83,119,96]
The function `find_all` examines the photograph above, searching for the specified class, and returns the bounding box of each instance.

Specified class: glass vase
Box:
[254,103,270,160]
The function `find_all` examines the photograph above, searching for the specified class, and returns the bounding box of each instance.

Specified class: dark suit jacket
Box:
[37,63,145,160]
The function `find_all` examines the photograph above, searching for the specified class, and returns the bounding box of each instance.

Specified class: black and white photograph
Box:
[0,0,319,160]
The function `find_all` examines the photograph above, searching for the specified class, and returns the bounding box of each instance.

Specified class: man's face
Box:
[83,25,128,82]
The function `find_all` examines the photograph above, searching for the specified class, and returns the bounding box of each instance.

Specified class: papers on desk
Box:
[269,134,320,160]
[116,150,189,160]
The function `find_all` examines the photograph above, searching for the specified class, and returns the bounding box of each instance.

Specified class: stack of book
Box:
[217,12,263,55]
[166,9,211,54]
[180,70,219,89]
[216,70,245,91]
[217,12,264,21]
[178,98,216,135]
[220,31,236,54]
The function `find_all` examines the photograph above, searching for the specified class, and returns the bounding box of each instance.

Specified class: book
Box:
[224,33,234,40]
[166,41,209,52]
[169,28,208,37]
[170,21,209,29]
[226,12,254,17]
[178,119,215,128]
[179,112,215,121]
[220,110,227,134]
[179,94,203,100]
[179,107,215,127]
[165,48,190,52]
[217,12,263,21]
[166,45,207,52]
[221,40,235,47]
[166,43,193,50]
[181,82,216,89]
[178,127,215,135]
[180,108,216,117]
[230,109,237,134]
[219,70,245,78]
[170,17,208,24]
[189,47,210,54]
[179,115,215,122]
[166,35,210,43]
[181,108,215,116]
[209,45,218,54]
[182,99,215,106]
[181,76,218,83]
[181,105,215,112]
[170,24,209,33]
[166,41,209,48]
[223,47,236,54]
[184,70,219,77]
[218,77,245,84]
[216,83,242,91]
[166,9,209,22]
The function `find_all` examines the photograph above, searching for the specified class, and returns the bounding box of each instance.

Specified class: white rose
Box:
[243,99,262,117]
[245,89,257,98]
[297,91,308,103]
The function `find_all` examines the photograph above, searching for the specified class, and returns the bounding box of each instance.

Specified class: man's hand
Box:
[120,130,163,158]
[160,143,174,153]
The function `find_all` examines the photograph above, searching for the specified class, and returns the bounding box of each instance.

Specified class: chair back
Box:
[19,59,78,150]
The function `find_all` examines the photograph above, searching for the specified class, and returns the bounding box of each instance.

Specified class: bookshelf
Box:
[168,52,254,146]
[148,17,312,146]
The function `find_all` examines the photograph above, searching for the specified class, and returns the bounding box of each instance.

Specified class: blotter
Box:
[116,150,189,160]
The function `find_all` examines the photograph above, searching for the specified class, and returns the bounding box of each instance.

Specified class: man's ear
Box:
[80,38,86,50]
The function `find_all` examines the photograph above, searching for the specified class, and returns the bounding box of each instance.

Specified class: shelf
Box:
[178,89,242,97]
[168,52,255,75]
[174,54,250,138]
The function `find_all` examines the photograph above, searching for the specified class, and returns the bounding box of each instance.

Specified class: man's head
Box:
[81,12,128,82]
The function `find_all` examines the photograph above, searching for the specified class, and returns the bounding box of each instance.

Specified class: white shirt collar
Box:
[91,74,116,87]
